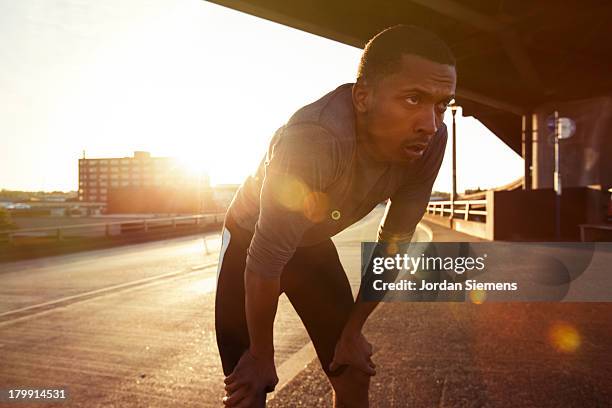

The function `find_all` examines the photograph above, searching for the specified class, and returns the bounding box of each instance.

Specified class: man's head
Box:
[352,25,456,164]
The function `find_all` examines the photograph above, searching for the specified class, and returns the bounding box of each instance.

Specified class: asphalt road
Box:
[0,206,396,407]
[4,208,607,408]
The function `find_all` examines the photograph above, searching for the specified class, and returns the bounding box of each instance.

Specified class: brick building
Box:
[78,151,211,214]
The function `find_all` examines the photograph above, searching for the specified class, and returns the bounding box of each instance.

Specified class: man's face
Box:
[353,54,456,164]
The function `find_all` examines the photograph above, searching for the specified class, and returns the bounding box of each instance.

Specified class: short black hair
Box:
[357,25,455,83]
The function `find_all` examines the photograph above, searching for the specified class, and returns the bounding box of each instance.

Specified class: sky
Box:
[0,0,523,193]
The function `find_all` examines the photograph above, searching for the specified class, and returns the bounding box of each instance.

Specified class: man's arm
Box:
[244,268,280,359]
[223,269,280,407]
[239,124,338,353]
[330,126,447,375]
[224,124,339,406]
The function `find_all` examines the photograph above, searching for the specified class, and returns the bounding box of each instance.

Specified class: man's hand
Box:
[223,350,278,407]
[329,329,376,376]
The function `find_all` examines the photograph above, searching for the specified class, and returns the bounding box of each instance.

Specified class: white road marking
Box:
[268,342,317,401]
[0,261,219,323]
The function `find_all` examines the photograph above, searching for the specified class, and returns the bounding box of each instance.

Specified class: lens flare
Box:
[548,321,581,353]
[469,289,487,304]
[384,241,399,256]
[303,191,329,223]
[271,174,310,212]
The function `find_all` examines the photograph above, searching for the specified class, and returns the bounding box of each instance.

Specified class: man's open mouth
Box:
[403,143,427,155]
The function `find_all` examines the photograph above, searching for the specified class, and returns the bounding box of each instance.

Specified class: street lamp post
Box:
[550,111,576,240]
[450,103,459,220]
[554,110,561,240]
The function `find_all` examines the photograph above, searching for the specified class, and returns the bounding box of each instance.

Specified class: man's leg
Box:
[281,238,371,407]
[214,218,267,406]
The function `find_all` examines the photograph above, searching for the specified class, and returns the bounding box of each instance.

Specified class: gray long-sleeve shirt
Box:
[227,83,447,278]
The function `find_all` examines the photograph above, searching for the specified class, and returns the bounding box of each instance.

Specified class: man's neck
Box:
[354,113,388,165]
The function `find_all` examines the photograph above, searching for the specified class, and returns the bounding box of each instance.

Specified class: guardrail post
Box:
[464,202,470,220]
[172,218,177,229]
[143,220,148,232]
[203,236,209,254]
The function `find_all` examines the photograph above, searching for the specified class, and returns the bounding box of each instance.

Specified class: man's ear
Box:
[352,78,372,114]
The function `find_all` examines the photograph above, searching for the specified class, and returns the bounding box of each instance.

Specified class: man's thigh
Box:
[280,238,356,378]
[282,239,371,406]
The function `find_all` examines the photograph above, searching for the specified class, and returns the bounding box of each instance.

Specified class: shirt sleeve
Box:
[377,124,448,245]
[246,123,340,278]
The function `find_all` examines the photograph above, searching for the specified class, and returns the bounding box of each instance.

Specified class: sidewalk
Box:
[268,221,612,407]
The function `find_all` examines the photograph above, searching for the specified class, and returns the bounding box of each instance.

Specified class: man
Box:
[215,25,456,407]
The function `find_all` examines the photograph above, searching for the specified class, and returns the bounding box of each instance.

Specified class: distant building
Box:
[78,151,211,214]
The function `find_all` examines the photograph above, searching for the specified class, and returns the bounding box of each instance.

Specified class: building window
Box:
[110,159,119,165]
[110,174,118,180]
[111,181,119,187]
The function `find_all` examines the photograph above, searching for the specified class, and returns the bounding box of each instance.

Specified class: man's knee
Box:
[328,366,371,407]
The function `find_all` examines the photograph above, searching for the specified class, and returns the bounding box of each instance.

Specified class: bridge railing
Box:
[0,213,226,244]
[426,199,487,222]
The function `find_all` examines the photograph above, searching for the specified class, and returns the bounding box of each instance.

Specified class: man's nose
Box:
[413,106,438,136]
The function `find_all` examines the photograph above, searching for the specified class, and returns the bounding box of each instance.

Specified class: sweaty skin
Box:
[223,54,456,407]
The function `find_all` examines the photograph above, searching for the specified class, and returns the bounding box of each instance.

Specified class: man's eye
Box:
[436,102,449,113]
[405,95,420,105]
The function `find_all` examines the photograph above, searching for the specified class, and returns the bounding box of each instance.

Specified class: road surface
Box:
[0,206,399,407]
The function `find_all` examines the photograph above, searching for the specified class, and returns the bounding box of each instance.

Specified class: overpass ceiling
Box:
[207,0,612,153]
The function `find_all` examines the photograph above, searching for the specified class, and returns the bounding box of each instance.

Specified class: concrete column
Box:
[485,190,495,240]
[522,113,533,190]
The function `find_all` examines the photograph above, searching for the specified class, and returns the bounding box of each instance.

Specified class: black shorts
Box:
[214,214,354,379]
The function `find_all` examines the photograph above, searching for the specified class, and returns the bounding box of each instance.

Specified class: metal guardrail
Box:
[0,213,226,244]
[426,199,487,221]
